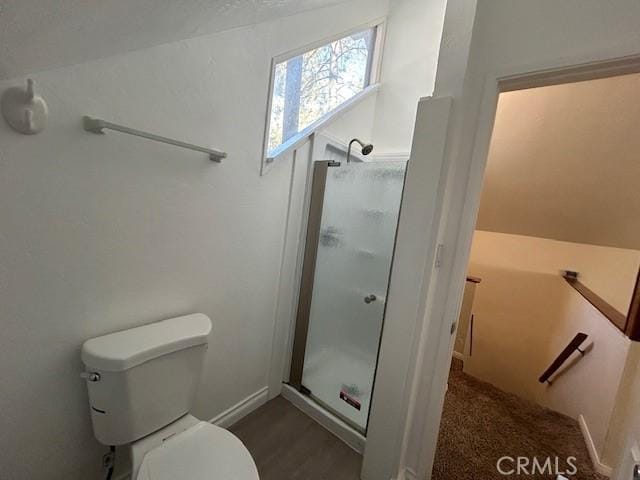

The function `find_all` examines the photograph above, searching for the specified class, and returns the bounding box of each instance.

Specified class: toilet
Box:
[81,313,259,480]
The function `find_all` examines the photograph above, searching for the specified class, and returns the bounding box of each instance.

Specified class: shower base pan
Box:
[282,384,366,453]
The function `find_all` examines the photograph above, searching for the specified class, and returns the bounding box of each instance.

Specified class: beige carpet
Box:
[432,359,606,480]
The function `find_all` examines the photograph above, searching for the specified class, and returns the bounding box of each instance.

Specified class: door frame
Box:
[403,53,640,480]
[267,133,373,401]
[288,158,408,437]
[288,160,329,391]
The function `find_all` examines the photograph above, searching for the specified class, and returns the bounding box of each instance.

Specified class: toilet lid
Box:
[136,422,259,480]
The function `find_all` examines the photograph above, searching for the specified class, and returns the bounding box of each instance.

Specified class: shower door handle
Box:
[364,294,377,304]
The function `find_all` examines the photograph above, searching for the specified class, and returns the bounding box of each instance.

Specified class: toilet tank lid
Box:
[82,314,212,372]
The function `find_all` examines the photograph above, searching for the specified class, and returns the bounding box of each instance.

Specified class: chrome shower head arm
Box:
[346,138,373,163]
[346,138,363,163]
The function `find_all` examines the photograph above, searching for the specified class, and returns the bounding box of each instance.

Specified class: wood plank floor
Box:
[231,396,362,480]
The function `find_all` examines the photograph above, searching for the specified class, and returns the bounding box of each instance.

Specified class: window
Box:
[266,27,378,158]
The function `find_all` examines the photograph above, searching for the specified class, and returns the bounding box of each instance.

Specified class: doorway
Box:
[432,71,640,479]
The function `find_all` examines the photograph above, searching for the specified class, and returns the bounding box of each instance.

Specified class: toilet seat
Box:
[136,422,259,480]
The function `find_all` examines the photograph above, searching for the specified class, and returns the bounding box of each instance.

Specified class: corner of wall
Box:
[579,414,613,476]
[209,387,270,428]
[369,0,447,154]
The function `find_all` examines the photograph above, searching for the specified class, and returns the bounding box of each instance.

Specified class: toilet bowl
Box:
[134,417,258,480]
[81,314,258,479]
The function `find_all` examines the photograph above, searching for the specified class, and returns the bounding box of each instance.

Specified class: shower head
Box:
[346,138,374,163]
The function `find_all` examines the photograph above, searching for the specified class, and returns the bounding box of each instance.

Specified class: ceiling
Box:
[0,0,347,80]
[476,72,640,250]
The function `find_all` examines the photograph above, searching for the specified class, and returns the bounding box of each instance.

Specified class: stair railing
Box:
[538,332,589,385]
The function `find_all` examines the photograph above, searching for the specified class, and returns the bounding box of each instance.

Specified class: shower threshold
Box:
[281,384,366,453]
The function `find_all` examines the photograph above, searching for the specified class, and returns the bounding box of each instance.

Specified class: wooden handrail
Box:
[539,332,588,385]
[562,272,627,332]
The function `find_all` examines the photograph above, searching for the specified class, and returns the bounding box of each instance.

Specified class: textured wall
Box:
[0,0,350,80]
[0,1,388,478]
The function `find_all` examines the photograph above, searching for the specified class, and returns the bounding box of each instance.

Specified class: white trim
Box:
[369,20,387,85]
[320,133,367,162]
[373,152,411,162]
[313,133,410,164]
[272,132,333,382]
[260,18,386,175]
[579,414,613,477]
[272,17,387,66]
[208,386,269,429]
[263,84,380,168]
[282,384,366,453]
[396,467,418,480]
[316,131,383,163]
[266,138,314,398]
[498,54,640,93]
[362,96,454,480]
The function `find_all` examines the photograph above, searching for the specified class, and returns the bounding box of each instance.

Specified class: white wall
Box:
[399,1,640,478]
[608,344,640,476]
[321,92,379,147]
[323,0,449,156]
[0,0,352,81]
[370,0,447,154]
[0,2,389,478]
[467,231,631,458]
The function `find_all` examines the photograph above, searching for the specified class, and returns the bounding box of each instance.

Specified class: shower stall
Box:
[287,158,406,443]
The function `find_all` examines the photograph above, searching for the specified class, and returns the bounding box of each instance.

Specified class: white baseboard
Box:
[209,386,269,429]
[395,466,418,480]
[578,414,612,477]
[452,350,464,361]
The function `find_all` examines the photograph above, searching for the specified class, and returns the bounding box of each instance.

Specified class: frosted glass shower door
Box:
[296,161,406,432]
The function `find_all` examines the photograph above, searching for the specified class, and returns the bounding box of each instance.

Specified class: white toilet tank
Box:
[81,314,212,446]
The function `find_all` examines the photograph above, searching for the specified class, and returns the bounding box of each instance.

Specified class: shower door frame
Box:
[288,159,406,435]
[289,160,329,391]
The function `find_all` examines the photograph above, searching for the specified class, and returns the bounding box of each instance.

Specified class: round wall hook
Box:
[1,78,48,134]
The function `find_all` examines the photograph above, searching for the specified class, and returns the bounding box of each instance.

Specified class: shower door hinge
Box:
[434,243,444,269]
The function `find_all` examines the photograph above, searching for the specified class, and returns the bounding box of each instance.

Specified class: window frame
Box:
[261,19,386,172]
